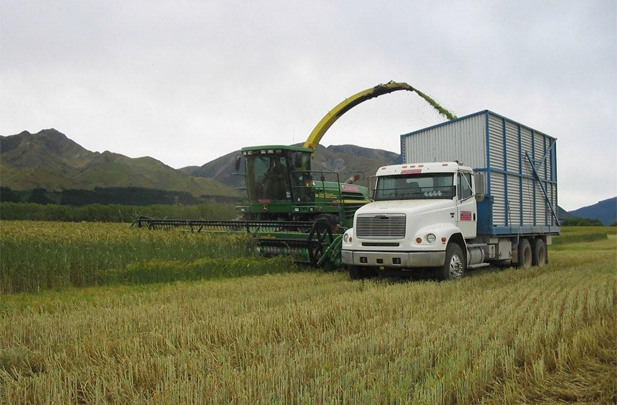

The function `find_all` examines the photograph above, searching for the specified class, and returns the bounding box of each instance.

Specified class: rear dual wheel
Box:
[517,239,533,268]
[516,238,547,268]
[532,238,547,266]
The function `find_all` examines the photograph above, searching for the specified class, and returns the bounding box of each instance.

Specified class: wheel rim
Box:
[449,254,464,279]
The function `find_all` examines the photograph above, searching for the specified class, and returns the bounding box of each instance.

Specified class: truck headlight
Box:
[344,232,350,243]
[426,233,436,243]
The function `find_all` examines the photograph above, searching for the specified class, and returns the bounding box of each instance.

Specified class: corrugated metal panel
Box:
[534,132,546,180]
[544,138,553,180]
[550,183,557,226]
[492,172,506,226]
[503,119,521,226]
[542,135,549,225]
[522,178,534,225]
[401,110,558,234]
[505,121,519,173]
[507,175,521,225]
[488,113,504,170]
[536,181,547,225]
[402,113,486,167]
[521,127,533,176]
[546,139,554,181]
[525,131,555,225]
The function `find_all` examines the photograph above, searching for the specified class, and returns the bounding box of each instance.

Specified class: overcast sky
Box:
[1,0,615,210]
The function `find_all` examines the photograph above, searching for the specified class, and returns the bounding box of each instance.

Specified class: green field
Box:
[0,223,615,403]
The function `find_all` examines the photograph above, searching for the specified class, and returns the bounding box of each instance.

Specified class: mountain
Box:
[6,129,610,221]
[0,129,237,197]
[184,144,401,188]
[178,166,201,176]
[557,206,575,222]
[311,144,401,182]
[186,149,244,188]
[568,197,617,226]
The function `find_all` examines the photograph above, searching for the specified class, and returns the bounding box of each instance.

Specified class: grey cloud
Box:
[1,0,615,211]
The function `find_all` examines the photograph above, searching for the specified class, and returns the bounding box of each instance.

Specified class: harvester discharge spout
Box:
[135,80,454,268]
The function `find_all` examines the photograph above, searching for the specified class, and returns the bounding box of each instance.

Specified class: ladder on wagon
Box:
[525,149,560,226]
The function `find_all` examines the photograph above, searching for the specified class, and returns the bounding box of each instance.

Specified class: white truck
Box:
[341,110,560,280]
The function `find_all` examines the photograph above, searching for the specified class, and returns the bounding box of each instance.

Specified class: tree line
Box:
[0,186,239,206]
[0,201,237,223]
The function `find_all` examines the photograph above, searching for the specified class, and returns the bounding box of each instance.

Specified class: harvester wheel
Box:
[314,214,340,230]
[306,221,334,266]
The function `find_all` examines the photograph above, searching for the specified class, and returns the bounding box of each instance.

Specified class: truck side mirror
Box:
[369,175,377,201]
[234,155,242,172]
[474,172,486,201]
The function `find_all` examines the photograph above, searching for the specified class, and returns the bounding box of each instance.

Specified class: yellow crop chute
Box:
[303,80,456,152]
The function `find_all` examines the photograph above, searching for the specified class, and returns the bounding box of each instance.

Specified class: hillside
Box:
[0,129,237,197]
[557,206,575,222]
[184,144,401,188]
[569,197,617,225]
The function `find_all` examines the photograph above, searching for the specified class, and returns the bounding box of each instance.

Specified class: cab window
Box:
[246,155,291,202]
[458,172,473,200]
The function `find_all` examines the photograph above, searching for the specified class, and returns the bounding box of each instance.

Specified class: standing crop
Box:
[0,221,297,293]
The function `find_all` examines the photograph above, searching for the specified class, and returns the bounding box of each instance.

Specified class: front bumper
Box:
[341,250,446,268]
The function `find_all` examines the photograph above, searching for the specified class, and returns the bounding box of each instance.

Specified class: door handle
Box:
[450,212,455,218]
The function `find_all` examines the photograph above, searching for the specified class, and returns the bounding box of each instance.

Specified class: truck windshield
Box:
[374,173,454,201]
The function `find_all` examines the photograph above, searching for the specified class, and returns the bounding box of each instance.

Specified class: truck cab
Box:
[342,161,485,280]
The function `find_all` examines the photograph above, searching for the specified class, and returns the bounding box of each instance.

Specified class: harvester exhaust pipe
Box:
[345,174,362,184]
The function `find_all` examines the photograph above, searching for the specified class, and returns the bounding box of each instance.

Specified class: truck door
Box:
[456,171,477,238]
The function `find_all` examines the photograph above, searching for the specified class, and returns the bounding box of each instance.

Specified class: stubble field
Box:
[0,222,615,404]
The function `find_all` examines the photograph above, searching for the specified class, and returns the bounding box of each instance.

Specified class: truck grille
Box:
[356,214,406,239]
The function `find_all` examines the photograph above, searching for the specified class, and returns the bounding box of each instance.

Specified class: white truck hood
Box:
[355,199,454,216]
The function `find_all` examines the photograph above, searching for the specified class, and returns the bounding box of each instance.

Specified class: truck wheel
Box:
[438,243,465,281]
[349,266,375,280]
[532,238,547,267]
[516,239,532,268]
[349,266,365,280]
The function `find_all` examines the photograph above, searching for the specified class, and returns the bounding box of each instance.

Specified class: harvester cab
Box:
[234,145,368,229]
